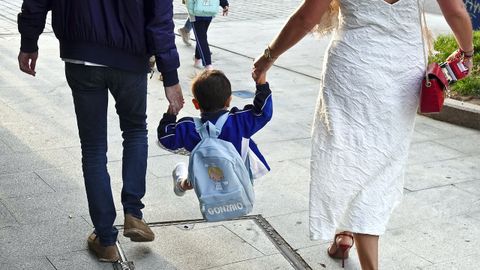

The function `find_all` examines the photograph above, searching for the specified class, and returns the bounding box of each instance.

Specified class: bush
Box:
[430,31,480,97]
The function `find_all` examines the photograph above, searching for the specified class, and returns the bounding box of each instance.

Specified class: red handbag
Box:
[419,63,449,114]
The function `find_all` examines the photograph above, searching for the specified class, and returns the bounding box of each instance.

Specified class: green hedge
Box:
[430,31,480,97]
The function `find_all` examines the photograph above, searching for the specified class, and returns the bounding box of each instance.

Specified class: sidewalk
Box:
[1,1,479,269]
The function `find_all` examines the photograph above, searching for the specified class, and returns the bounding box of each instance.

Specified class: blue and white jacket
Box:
[157,83,272,179]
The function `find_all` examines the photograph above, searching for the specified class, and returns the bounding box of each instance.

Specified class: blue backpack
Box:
[187,0,220,17]
[188,113,254,222]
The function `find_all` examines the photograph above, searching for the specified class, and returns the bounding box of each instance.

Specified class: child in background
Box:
[187,0,229,70]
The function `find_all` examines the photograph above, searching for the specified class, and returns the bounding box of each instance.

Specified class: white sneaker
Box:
[177,28,191,46]
[193,58,203,69]
[172,162,188,196]
[205,65,214,71]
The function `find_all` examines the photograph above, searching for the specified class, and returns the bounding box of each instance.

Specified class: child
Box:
[157,69,272,196]
[187,0,229,70]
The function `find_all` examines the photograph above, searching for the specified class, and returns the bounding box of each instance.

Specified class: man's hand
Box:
[164,83,184,115]
[223,6,229,16]
[18,51,38,76]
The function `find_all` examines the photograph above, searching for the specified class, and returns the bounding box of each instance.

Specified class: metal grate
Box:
[113,215,312,270]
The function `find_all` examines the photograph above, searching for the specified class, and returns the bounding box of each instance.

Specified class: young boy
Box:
[157,70,272,195]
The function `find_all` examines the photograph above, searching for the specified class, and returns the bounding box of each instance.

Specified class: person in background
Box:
[187,0,229,70]
[18,0,184,262]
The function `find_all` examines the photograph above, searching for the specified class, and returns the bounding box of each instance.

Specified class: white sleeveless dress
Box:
[309,0,426,240]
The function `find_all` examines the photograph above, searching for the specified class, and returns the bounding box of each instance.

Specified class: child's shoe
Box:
[172,162,188,196]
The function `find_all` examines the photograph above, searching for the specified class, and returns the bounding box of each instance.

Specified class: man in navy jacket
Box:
[17,0,183,261]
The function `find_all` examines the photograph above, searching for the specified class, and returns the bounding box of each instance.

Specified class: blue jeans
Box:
[65,62,148,246]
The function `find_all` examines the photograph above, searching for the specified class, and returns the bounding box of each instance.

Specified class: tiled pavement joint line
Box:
[45,256,58,270]
[114,215,312,270]
[33,171,57,192]
[0,199,19,224]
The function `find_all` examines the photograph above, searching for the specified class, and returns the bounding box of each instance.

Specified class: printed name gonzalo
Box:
[207,202,244,215]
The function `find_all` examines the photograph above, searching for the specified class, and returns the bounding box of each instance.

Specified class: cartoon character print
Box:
[208,166,225,191]
[208,166,224,181]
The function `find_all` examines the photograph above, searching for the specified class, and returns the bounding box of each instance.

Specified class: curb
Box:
[423,98,480,130]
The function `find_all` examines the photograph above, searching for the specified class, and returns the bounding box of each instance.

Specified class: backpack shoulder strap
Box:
[213,112,230,132]
[193,117,209,139]
[193,112,230,139]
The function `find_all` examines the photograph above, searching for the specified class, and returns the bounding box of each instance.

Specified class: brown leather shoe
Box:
[87,232,119,262]
[123,213,155,242]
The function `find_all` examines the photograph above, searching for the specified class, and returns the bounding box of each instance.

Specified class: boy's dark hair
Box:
[192,70,232,112]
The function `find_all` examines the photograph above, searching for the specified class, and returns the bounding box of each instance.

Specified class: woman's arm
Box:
[437,0,473,52]
[252,0,332,81]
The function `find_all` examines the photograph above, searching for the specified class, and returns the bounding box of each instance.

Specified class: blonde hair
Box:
[312,0,340,37]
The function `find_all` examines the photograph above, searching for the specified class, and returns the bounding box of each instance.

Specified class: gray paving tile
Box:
[0,217,91,261]
[380,232,433,269]
[34,166,85,192]
[298,244,361,270]
[0,257,55,270]
[0,172,54,198]
[436,133,480,155]
[405,156,480,191]
[2,190,90,225]
[119,225,264,269]
[388,215,480,264]
[421,254,480,270]
[259,138,311,163]
[389,185,479,229]
[207,254,294,270]
[0,139,12,156]
[453,179,480,197]
[0,201,17,229]
[48,250,113,270]
[147,154,189,178]
[407,141,465,165]
[223,220,279,256]
[253,182,309,217]
[0,148,78,175]
[414,117,479,140]
[267,211,319,250]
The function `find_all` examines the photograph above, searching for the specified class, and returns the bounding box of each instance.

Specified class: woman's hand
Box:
[252,54,274,84]
[446,49,474,76]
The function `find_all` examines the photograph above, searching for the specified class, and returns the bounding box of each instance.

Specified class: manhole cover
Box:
[114,215,312,270]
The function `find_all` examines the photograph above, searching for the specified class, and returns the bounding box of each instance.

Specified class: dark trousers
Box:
[65,62,148,245]
[192,19,212,66]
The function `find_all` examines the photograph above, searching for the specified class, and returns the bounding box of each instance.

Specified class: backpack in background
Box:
[188,113,254,222]
[186,0,220,17]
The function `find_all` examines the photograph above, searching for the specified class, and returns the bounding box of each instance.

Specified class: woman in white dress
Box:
[252,0,473,269]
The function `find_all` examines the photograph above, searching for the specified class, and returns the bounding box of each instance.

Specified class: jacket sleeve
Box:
[157,114,197,154]
[220,0,229,8]
[232,83,273,138]
[17,0,52,53]
[145,0,180,87]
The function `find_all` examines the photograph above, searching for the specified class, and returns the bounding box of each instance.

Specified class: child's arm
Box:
[232,82,272,138]
[157,106,195,153]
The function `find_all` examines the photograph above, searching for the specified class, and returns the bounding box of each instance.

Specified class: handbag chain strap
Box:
[417,0,430,85]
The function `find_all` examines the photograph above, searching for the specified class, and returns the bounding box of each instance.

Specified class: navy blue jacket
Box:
[158,83,272,179]
[18,0,179,86]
